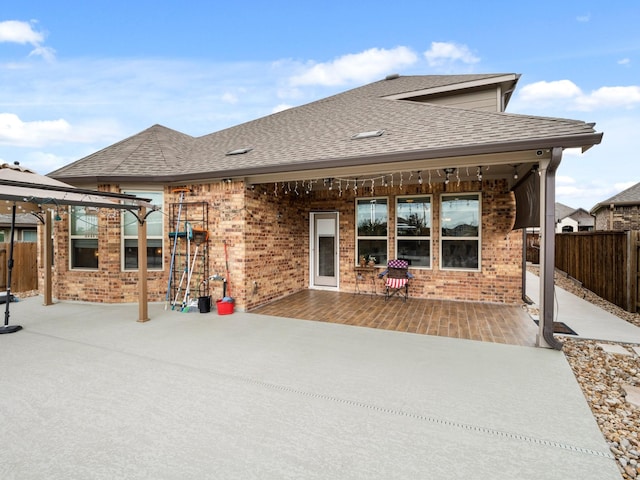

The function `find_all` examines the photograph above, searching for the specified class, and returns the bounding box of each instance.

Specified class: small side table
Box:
[354,266,377,297]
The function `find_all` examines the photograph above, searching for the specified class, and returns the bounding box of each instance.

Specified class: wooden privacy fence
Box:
[0,242,38,293]
[555,231,640,313]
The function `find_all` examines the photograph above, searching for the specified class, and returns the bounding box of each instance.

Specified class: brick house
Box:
[0,213,39,243]
[47,73,602,344]
[555,203,595,232]
[591,182,640,231]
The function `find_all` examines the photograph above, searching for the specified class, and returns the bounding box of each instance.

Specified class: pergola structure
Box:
[0,162,155,333]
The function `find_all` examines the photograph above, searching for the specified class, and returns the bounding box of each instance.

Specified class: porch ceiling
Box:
[244,150,545,190]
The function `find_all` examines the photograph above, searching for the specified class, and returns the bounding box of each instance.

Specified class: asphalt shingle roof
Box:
[592,182,640,212]
[555,202,576,220]
[49,74,602,182]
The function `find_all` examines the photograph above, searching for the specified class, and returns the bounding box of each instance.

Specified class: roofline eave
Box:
[50,132,603,185]
[591,199,640,214]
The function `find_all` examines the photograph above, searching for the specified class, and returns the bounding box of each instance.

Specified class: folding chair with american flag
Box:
[378,259,413,302]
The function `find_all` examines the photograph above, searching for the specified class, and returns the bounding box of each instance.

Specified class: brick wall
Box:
[39,178,522,308]
[247,178,522,305]
[243,184,310,310]
[594,205,640,231]
[315,179,522,304]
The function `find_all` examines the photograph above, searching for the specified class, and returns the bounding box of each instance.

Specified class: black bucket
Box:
[198,295,211,313]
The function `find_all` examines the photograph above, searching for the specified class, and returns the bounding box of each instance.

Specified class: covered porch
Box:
[251,290,538,347]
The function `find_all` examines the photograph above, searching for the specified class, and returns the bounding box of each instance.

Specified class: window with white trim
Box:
[356,197,388,266]
[21,230,37,242]
[122,191,164,270]
[440,193,481,270]
[70,206,99,269]
[396,195,431,267]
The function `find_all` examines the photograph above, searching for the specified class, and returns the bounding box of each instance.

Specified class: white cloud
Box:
[28,45,56,62]
[576,13,591,22]
[516,80,640,111]
[618,58,631,66]
[556,175,576,185]
[556,184,584,197]
[614,181,637,193]
[561,148,584,158]
[0,20,43,44]
[423,41,480,68]
[289,47,418,86]
[0,20,55,61]
[574,86,640,111]
[23,151,69,173]
[221,92,238,104]
[518,80,583,103]
[272,104,293,114]
[0,113,70,147]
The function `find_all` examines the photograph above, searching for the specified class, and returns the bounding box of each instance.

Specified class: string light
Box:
[255,165,496,198]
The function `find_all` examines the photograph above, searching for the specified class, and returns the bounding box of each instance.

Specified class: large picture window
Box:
[122,191,164,270]
[440,193,481,270]
[70,206,99,269]
[396,196,431,267]
[356,198,388,266]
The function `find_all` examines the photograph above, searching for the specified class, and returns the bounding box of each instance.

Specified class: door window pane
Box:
[318,236,335,276]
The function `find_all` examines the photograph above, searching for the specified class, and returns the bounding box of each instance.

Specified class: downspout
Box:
[522,228,533,304]
[537,147,563,350]
[522,228,528,302]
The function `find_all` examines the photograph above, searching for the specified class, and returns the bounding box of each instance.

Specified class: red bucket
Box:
[216,300,234,315]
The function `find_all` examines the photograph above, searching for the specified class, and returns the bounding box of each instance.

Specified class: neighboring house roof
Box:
[555,203,595,228]
[591,182,640,214]
[555,202,575,221]
[0,213,40,229]
[49,73,602,184]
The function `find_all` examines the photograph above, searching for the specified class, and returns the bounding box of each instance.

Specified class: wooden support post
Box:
[43,210,53,306]
[137,207,149,322]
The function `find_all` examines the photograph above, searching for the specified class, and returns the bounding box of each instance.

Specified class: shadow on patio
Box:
[251,290,538,347]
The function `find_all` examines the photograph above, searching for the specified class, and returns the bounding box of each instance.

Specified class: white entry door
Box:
[311,212,339,288]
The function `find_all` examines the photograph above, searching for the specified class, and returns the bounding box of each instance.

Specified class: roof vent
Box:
[351,130,385,140]
[225,147,252,156]
[385,73,400,81]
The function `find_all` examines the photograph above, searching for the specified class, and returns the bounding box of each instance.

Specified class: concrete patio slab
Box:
[0,296,620,479]
[597,343,634,356]
[526,271,640,344]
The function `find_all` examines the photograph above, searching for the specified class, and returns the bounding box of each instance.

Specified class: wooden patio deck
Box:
[250,290,538,347]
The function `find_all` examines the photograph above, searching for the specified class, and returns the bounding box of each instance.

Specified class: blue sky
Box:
[1,0,639,210]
